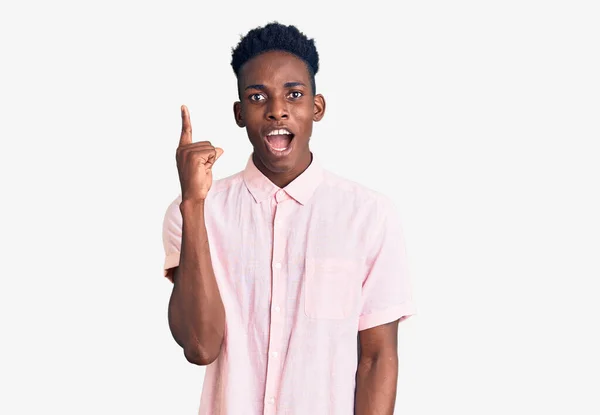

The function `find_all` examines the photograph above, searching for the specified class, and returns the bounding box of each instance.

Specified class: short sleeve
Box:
[358,198,417,331]
[162,196,183,282]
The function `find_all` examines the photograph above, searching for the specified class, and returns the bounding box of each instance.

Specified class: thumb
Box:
[215,147,224,161]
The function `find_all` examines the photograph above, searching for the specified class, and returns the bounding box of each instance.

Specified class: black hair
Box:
[231,22,319,94]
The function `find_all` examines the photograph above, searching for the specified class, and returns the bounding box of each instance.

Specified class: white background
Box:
[1,0,598,413]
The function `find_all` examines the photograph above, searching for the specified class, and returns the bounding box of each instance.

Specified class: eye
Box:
[288,91,303,99]
[249,93,265,102]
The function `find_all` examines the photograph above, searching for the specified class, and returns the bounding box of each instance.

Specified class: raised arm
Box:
[167,105,225,366]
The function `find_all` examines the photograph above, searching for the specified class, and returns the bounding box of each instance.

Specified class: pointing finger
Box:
[179,105,192,146]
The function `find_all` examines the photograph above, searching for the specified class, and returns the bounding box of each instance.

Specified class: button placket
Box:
[263,190,290,414]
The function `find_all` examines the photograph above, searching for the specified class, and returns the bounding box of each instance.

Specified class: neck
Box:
[253,151,313,188]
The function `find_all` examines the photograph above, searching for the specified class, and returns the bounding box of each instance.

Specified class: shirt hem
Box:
[163,252,180,282]
[358,302,417,331]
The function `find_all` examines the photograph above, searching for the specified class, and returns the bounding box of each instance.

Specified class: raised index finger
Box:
[179,105,192,146]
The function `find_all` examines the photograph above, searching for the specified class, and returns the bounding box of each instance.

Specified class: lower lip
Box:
[264,137,294,157]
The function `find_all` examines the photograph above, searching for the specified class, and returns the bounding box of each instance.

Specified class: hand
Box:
[176,105,224,202]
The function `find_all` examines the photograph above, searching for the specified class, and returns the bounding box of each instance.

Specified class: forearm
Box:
[355,353,399,415]
[168,199,225,365]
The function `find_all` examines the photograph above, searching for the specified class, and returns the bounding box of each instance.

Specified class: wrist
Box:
[180,198,206,213]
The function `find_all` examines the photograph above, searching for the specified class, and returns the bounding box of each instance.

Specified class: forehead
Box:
[239,50,311,86]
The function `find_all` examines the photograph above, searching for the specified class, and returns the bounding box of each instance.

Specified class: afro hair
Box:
[231,22,319,94]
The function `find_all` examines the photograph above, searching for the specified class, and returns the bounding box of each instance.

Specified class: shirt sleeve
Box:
[358,197,417,331]
[162,196,183,282]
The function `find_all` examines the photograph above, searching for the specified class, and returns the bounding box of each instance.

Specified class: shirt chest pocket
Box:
[304,258,361,319]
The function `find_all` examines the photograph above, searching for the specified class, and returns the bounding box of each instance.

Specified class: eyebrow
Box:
[245,82,307,91]
[284,82,306,88]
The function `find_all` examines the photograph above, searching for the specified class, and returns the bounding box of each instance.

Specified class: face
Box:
[233,50,326,187]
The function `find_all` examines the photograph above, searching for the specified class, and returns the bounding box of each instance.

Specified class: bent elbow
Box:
[184,344,221,366]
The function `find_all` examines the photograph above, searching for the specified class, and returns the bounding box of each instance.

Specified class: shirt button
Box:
[271,351,278,358]
[274,262,282,269]
[267,397,275,405]
[274,306,281,313]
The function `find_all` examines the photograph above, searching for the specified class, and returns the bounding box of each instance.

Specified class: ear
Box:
[313,94,326,122]
[233,101,245,127]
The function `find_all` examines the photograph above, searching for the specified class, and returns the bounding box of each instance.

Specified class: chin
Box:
[256,150,295,172]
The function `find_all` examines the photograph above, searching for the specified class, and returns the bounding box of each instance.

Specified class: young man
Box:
[162,22,416,415]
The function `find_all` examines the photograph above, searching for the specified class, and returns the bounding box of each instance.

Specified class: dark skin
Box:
[233,50,325,188]
[356,320,401,414]
[168,107,225,365]
[233,50,401,413]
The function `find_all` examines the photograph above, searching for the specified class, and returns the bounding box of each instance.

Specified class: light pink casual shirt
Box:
[162,152,416,415]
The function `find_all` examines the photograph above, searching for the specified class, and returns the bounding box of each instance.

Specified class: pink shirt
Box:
[162,153,416,415]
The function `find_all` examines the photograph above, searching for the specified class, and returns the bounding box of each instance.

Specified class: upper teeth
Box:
[267,129,291,136]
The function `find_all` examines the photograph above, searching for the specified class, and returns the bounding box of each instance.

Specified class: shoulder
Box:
[206,170,245,199]
[164,169,245,215]
[319,169,396,215]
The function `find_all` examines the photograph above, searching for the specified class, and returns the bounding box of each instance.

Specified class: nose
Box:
[265,97,289,121]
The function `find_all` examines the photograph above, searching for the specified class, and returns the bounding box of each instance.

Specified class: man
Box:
[162,22,416,415]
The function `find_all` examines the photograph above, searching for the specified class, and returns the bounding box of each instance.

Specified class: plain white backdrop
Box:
[1,0,598,413]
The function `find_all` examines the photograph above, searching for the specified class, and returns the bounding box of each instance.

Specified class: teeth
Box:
[267,129,291,136]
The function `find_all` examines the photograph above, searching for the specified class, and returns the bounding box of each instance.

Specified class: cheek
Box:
[292,105,314,125]
[243,108,263,126]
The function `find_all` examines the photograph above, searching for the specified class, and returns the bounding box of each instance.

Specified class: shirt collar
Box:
[242,152,324,205]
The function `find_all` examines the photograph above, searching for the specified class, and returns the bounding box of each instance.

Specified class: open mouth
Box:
[264,128,295,153]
